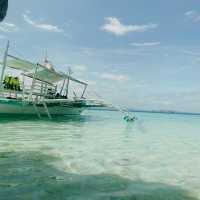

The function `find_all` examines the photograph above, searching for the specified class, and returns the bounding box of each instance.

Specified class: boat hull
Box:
[0,98,85,116]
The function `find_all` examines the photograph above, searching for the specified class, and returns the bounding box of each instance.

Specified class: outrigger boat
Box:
[0,42,100,119]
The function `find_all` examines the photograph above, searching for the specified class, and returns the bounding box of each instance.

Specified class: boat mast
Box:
[0,40,9,89]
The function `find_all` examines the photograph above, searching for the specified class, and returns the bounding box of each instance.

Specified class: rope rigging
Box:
[87,88,137,122]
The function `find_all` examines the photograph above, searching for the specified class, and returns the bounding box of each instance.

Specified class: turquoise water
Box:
[0,110,200,200]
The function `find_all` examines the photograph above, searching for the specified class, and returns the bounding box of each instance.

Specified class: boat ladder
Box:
[42,101,52,119]
[33,99,52,120]
[33,101,41,119]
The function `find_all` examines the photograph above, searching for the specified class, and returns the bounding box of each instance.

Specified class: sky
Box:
[0,0,200,112]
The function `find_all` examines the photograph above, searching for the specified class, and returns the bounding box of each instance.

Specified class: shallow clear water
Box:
[0,110,200,200]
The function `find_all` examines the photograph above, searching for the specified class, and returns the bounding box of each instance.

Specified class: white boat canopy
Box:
[5,54,88,85]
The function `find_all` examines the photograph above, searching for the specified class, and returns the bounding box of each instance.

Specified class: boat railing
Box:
[0,78,57,103]
[0,88,23,99]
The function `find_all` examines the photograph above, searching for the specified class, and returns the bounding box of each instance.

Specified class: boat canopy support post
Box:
[21,73,25,101]
[60,75,67,95]
[66,68,72,99]
[66,76,70,98]
[29,63,39,101]
[81,84,87,98]
[0,40,9,89]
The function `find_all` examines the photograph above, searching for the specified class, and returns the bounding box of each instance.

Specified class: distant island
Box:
[129,109,200,116]
[89,107,200,116]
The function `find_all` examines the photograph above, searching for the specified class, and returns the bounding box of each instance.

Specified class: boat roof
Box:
[5,54,88,85]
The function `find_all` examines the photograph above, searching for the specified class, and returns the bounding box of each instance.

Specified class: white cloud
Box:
[185,10,195,17]
[0,22,19,32]
[101,17,158,36]
[73,65,88,72]
[130,42,161,47]
[185,10,200,22]
[181,49,200,56]
[23,14,64,33]
[100,73,129,81]
[87,80,96,86]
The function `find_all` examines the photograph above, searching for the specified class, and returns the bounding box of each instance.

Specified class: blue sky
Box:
[0,0,200,112]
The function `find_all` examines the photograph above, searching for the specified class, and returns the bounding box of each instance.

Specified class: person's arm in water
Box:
[0,0,8,22]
